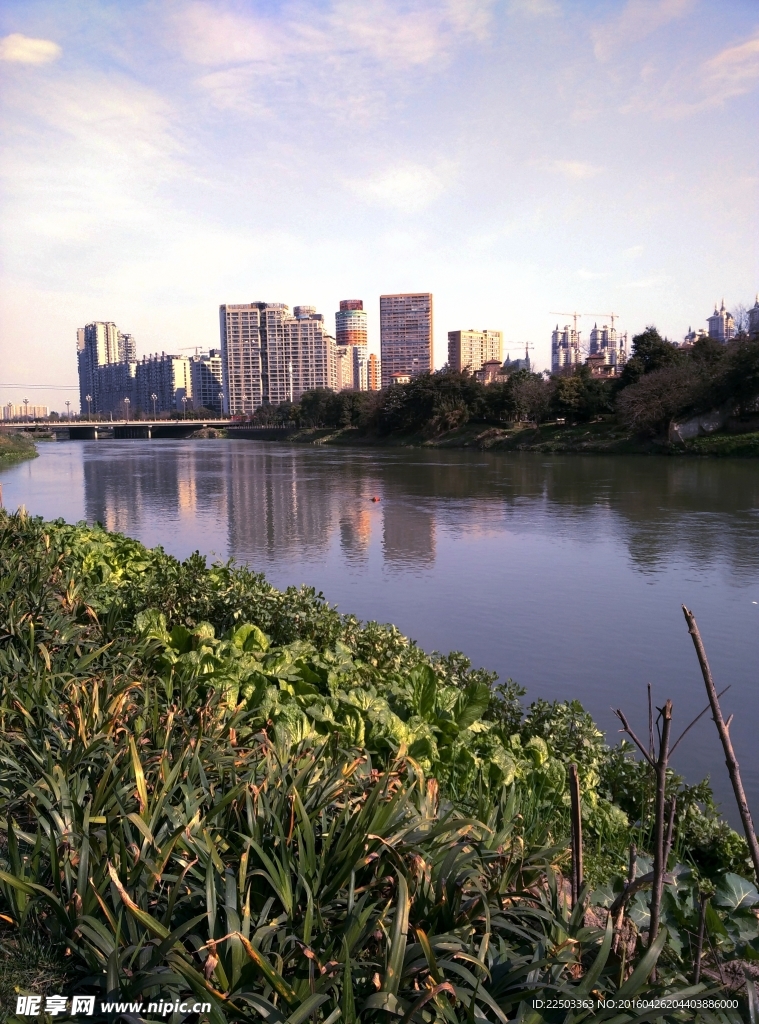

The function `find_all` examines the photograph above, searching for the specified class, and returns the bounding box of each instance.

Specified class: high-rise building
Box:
[119,333,137,362]
[749,295,759,340]
[367,352,381,391]
[335,299,369,390]
[352,345,369,392]
[190,350,224,412]
[447,329,503,374]
[134,354,192,414]
[379,293,433,388]
[219,302,336,414]
[97,360,138,417]
[335,300,368,347]
[335,345,353,391]
[707,300,735,343]
[551,324,581,374]
[588,323,627,370]
[77,321,124,413]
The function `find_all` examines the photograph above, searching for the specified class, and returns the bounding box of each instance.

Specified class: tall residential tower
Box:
[379,293,433,388]
[219,302,336,414]
[335,299,369,390]
[447,329,503,374]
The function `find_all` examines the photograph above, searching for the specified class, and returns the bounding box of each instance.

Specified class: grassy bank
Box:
[0,431,37,467]
[1,510,757,1019]
[257,421,759,457]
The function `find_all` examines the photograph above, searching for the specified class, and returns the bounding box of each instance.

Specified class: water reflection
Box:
[6,439,759,821]
[75,442,759,583]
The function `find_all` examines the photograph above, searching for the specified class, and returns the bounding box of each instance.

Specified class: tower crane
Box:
[583,312,620,329]
[549,311,583,332]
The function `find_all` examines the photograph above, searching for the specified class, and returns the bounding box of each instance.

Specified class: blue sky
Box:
[1,0,758,410]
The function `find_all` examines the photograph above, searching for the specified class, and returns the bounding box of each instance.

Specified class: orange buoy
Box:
[371,496,381,502]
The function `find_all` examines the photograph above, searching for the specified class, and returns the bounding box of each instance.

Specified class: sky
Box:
[1,0,758,411]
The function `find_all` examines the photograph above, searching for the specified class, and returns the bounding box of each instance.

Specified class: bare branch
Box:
[683,605,759,884]
[613,707,655,767]
[670,686,731,755]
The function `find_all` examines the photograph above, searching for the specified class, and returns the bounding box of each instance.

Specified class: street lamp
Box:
[86,394,92,420]
[151,393,157,419]
[65,400,71,420]
[124,397,130,422]
[218,391,224,417]
[182,395,187,419]
[23,397,29,420]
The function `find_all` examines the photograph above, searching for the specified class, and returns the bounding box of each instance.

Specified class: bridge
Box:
[0,420,298,441]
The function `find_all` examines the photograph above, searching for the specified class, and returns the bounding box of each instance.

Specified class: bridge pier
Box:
[68,426,100,440]
[113,425,152,439]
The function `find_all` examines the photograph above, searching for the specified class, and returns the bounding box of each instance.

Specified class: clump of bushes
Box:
[0,510,756,1018]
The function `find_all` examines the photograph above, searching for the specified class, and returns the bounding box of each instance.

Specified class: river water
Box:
[3,438,759,821]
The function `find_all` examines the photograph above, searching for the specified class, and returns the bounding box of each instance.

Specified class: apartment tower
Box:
[335,299,369,390]
[219,302,336,414]
[76,321,133,414]
[447,329,503,374]
[551,324,581,374]
[379,293,433,388]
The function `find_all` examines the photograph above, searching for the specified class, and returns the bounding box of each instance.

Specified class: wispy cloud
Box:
[170,0,496,116]
[592,0,693,62]
[622,29,759,117]
[346,162,451,211]
[700,33,759,106]
[0,33,61,64]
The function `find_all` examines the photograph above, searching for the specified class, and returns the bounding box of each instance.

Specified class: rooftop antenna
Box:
[550,311,583,331]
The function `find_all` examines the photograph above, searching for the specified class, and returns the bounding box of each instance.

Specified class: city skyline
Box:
[1,1,758,410]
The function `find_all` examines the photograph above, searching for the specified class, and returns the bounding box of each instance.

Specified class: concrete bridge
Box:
[1,420,298,441]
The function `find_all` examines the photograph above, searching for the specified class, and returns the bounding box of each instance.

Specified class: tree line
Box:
[247,327,759,439]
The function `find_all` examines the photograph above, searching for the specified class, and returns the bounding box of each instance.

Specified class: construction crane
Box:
[550,311,583,331]
[177,346,203,356]
[584,312,620,329]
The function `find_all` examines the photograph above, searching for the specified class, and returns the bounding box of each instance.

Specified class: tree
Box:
[617,326,682,390]
[551,366,613,424]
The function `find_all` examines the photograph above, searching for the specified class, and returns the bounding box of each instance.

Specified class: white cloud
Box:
[700,33,759,105]
[621,29,759,117]
[623,245,644,258]
[550,160,603,179]
[170,0,496,116]
[592,0,692,62]
[347,163,450,211]
[0,32,61,64]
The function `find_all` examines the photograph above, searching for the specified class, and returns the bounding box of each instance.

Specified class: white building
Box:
[551,324,582,374]
[707,300,735,343]
[219,302,337,414]
[76,321,134,414]
[2,403,48,420]
[588,323,627,370]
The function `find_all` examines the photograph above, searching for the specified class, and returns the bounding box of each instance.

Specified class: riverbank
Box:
[1,509,757,1015]
[0,431,37,467]
[255,420,759,456]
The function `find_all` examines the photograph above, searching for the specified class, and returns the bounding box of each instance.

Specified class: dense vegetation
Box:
[1,510,758,1020]
[245,331,759,447]
[0,430,38,467]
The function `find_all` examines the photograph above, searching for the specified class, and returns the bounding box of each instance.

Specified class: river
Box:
[3,438,759,822]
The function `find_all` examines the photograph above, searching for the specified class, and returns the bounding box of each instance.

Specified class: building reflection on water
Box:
[79,439,759,584]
